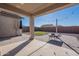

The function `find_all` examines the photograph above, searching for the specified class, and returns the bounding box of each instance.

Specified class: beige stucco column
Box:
[29,15,35,39]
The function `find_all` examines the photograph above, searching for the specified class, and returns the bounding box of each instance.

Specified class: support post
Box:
[56,19,58,33]
[29,15,34,39]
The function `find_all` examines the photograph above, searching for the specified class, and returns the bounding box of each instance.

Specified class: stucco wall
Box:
[0,15,21,37]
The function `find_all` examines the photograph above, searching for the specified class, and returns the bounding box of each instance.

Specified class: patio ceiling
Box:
[0,3,74,17]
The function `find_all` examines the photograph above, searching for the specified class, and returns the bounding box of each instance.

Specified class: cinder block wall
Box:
[0,15,21,37]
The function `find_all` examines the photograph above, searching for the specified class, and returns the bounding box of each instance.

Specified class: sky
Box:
[21,4,79,27]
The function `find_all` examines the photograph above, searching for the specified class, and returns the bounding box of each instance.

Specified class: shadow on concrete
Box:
[47,40,63,47]
[0,35,21,42]
[0,37,11,41]
[58,37,79,55]
[3,38,33,56]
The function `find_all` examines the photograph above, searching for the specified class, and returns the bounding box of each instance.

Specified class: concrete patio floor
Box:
[0,34,30,46]
[35,33,79,54]
[0,39,78,56]
[0,33,79,56]
[60,34,79,54]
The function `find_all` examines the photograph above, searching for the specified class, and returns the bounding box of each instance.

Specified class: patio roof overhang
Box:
[0,3,75,17]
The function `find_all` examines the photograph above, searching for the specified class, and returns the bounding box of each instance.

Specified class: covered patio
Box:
[0,3,74,39]
[0,3,78,56]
